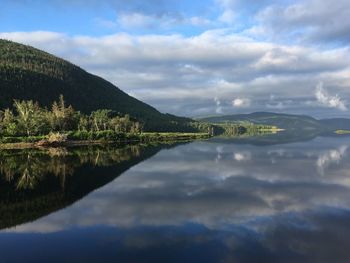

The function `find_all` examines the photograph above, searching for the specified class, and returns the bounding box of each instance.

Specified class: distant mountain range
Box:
[1,39,349,134]
[199,112,350,145]
[0,39,194,132]
[199,112,350,131]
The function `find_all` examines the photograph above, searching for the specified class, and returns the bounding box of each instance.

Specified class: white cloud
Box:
[118,13,156,28]
[315,82,347,111]
[0,31,66,46]
[216,0,238,24]
[9,139,350,235]
[256,0,350,44]
[116,12,212,29]
[1,30,350,117]
[317,145,348,175]
[218,9,236,24]
[232,98,251,108]
[187,16,212,26]
[234,151,252,162]
[214,97,223,114]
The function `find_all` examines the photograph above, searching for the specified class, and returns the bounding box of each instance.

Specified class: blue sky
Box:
[1,0,350,117]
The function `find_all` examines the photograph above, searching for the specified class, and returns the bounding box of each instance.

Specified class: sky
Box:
[0,0,350,118]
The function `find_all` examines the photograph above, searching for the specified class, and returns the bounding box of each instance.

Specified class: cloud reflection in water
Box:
[2,136,350,262]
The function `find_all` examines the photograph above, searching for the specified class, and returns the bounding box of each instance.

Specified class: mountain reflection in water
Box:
[1,136,350,263]
[0,143,178,230]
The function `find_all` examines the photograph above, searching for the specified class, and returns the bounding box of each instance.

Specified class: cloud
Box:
[1,30,350,117]
[266,101,285,110]
[116,12,212,29]
[20,0,184,16]
[315,82,347,111]
[317,145,348,175]
[218,9,236,24]
[232,98,251,108]
[265,95,294,110]
[256,0,350,44]
[216,0,281,26]
[214,97,223,114]
[9,137,350,236]
[118,13,157,28]
[233,151,252,162]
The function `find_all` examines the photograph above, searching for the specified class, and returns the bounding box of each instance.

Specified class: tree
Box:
[0,95,147,137]
[119,114,132,133]
[91,109,111,131]
[13,100,48,136]
[78,114,90,131]
[130,121,143,134]
[0,110,4,136]
[1,109,17,136]
[109,117,122,132]
[50,95,78,131]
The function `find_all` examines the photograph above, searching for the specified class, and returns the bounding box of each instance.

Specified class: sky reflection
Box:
[1,136,350,262]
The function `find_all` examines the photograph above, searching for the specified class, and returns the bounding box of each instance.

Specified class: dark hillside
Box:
[0,39,193,131]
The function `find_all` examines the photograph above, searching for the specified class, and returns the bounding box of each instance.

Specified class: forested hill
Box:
[199,112,348,131]
[0,39,193,131]
[319,118,350,130]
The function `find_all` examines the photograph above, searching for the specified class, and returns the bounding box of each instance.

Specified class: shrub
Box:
[67,130,127,141]
[48,132,67,143]
[0,136,47,143]
[67,130,93,140]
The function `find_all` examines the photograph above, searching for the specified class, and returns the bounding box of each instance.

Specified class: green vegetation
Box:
[0,98,288,148]
[0,39,199,132]
[199,112,325,131]
[2,39,350,137]
[198,112,350,133]
[0,96,210,147]
[188,120,280,137]
[0,96,282,147]
[65,131,209,145]
[335,130,350,134]
[212,122,280,136]
[0,95,142,137]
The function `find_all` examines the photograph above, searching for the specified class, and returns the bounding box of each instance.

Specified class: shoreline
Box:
[335,130,350,135]
[0,132,211,150]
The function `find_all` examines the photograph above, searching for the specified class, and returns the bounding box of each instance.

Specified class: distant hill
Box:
[200,112,350,132]
[319,118,350,130]
[199,112,327,130]
[0,39,193,132]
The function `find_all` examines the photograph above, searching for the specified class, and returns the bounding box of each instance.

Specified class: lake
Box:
[1,135,350,263]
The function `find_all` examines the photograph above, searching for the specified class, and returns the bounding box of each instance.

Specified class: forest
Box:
[0,95,143,139]
[0,39,199,132]
[0,95,214,146]
[0,95,280,145]
[0,40,281,139]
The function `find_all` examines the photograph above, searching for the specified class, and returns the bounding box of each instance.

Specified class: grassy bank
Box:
[335,130,350,134]
[0,131,210,149]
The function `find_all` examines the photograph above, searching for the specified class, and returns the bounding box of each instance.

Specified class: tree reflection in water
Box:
[0,143,175,230]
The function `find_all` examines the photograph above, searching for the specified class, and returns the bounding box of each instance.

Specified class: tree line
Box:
[0,95,143,137]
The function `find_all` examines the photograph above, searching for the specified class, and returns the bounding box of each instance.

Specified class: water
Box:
[1,135,350,263]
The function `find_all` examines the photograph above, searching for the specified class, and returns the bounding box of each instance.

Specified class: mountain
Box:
[0,39,193,132]
[200,112,327,131]
[319,118,350,130]
[0,143,185,230]
[200,112,350,143]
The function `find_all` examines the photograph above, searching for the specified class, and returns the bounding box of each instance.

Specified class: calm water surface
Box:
[1,136,350,263]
